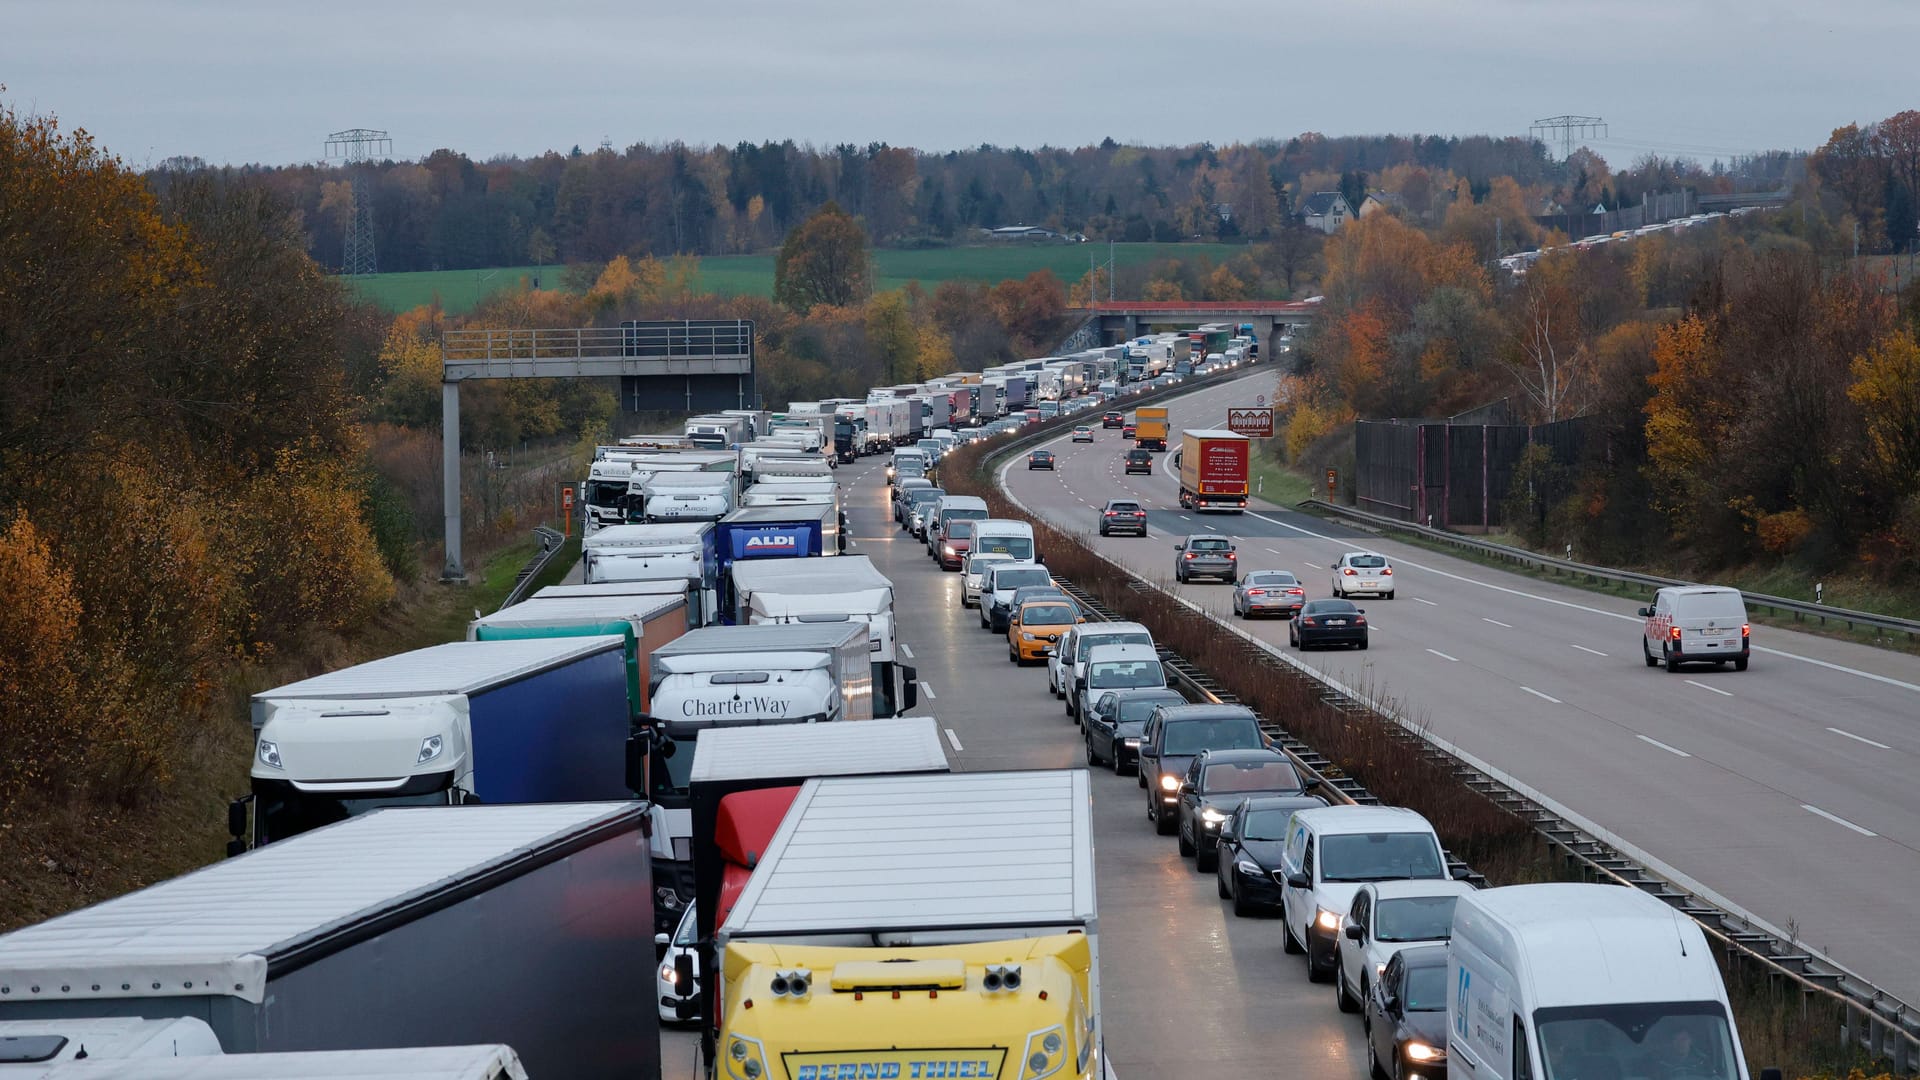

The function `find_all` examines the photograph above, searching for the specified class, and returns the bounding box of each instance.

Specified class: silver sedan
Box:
[1232,570,1306,618]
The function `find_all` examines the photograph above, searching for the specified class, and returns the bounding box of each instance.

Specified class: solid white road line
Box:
[1637,734,1692,758]
[1801,804,1877,837]
[1827,726,1892,750]
[1483,618,1513,628]
[899,643,914,660]
[1570,644,1609,657]
[1426,649,1460,662]
[945,728,964,753]
[1178,514,1191,521]
[1685,679,1734,697]
[1413,597,1438,606]
[919,681,937,699]
[1520,686,1562,704]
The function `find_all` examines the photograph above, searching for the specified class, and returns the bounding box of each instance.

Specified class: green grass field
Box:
[345,242,1251,314]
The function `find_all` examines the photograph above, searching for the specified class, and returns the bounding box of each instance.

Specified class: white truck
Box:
[0,1017,223,1067]
[713,770,1101,1080]
[727,555,916,719]
[641,471,734,523]
[684,415,748,450]
[580,458,635,535]
[580,522,721,624]
[639,621,877,929]
[26,1046,529,1080]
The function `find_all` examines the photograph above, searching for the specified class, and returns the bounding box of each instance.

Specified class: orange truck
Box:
[1134,406,1170,451]
[1178,429,1250,513]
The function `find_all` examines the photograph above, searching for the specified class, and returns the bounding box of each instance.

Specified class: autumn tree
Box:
[1847,330,1920,503]
[774,201,872,314]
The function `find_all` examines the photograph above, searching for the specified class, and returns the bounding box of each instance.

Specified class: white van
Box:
[927,495,990,555]
[1639,586,1750,672]
[1449,883,1750,1080]
[962,550,1015,608]
[1277,806,1453,982]
[972,518,1038,565]
[1054,621,1154,721]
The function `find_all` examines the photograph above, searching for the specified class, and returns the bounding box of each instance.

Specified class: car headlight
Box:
[416,734,444,765]
[256,739,283,770]
[659,960,679,986]
[1237,859,1262,875]
[1122,737,1141,747]
[1405,1042,1443,1062]
[1022,632,1038,641]
[1021,1025,1067,1080]
[1200,807,1228,823]
[726,1035,769,1080]
[1159,774,1181,791]
[1316,908,1341,931]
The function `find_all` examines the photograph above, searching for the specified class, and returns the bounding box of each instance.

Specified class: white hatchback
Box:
[1334,878,1475,1014]
[1331,551,1394,599]
[1277,806,1454,982]
[962,551,1014,608]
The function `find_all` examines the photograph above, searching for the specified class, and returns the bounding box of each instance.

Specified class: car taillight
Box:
[1741,623,1750,638]
[1343,567,1357,575]
[1288,587,1304,595]
[1248,589,1265,597]
[1355,616,1367,625]
[1184,552,1196,560]
[1670,625,1682,640]
[1225,552,1236,560]
[1301,617,1316,626]
[1382,567,1393,575]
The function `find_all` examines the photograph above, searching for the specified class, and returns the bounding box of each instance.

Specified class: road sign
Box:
[1226,407,1275,438]
[1257,394,1267,405]
[1326,468,1337,500]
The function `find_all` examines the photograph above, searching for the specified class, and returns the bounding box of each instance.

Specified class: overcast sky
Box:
[6,0,1915,169]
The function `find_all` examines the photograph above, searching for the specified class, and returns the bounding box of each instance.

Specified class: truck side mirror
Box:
[226,796,250,840]
[625,732,650,794]
[1636,606,1654,617]
[902,665,919,712]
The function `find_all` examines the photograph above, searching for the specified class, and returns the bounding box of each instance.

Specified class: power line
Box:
[1530,115,1608,161]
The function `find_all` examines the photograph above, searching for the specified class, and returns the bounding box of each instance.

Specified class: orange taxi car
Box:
[1008,597,1083,665]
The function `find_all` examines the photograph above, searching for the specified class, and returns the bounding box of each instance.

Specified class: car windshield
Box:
[1349,555,1388,569]
[994,569,1050,590]
[1117,695,1180,723]
[1318,832,1445,882]
[1190,538,1231,551]
[1247,572,1298,586]
[976,536,1035,560]
[1535,1002,1739,1080]
[1032,451,1052,459]
[1079,632,1152,660]
[1240,808,1296,841]
[1404,965,1449,1012]
[1203,760,1301,793]
[1108,502,1141,513]
[944,509,989,524]
[1162,716,1262,755]
[1375,896,1461,942]
[1090,661,1164,688]
[1022,604,1075,625]
[1305,600,1359,615]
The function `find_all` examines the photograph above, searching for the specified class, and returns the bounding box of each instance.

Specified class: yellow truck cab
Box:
[714,770,1101,1080]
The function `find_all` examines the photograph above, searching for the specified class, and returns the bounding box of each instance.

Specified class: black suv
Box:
[1098,499,1148,536]
[1176,748,1306,873]
[1138,704,1267,835]
[1124,449,1153,475]
[1103,410,1125,429]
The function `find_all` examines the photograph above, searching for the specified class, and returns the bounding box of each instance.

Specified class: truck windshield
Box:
[1080,632,1151,661]
[1374,896,1461,942]
[650,736,698,807]
[586,479,628,507]
[1318,832,1444,882]
[1535,1002,1738,1080]
[258,786,454,843]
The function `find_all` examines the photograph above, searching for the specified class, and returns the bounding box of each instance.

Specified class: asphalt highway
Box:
[655,452,1374,1080]
[1003,370,1920,1006]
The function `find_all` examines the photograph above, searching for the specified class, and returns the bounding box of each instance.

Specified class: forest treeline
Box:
[149,132,1799,274]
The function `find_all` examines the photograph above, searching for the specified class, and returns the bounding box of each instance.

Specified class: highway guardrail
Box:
[496,525,566,611]
[1304,498,1920,642]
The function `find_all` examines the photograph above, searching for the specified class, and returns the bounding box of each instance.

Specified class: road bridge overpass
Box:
[1083,299,1319,346]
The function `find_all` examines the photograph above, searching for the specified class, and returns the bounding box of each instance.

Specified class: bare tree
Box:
[1508,273,1590,423]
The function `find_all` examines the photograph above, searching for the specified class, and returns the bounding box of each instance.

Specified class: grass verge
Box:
[0,527,565,933]
[940,433,1888,1079]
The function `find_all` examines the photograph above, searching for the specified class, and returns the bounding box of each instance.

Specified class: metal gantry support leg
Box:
[441,379,466,583]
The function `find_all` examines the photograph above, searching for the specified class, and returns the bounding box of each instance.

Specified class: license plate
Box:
[1359,580,1378,589]
[1327,619,1347,626]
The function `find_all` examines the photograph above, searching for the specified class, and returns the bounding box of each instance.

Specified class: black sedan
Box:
[1290,599,1368,650]
[1083,688,1185,775]
[1177,749,1307,873]
[1216,795,1329,916]
[1366,945,1452,1080]
[1103,411,1125,429]
[1028,450,1056,470]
